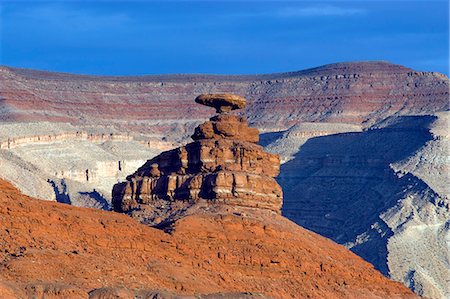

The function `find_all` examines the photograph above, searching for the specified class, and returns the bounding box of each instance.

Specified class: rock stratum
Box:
[0,61,447,135]
[0,61,448,298]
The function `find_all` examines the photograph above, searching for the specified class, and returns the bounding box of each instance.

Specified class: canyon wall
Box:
[0,61,447,139]
[265,113,450,299]
[0,122,173,207]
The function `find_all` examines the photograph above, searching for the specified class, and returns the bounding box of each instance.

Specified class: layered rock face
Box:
[0,62,447,208]
[113,94,282,222]
[0,122,172,209]
[0,62,447,137]
[0,62,448,297]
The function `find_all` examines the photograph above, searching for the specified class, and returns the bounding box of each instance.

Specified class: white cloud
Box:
[277,5,366,17]
[224,4,366,19]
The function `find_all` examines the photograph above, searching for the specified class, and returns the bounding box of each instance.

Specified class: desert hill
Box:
[0,179,416,298]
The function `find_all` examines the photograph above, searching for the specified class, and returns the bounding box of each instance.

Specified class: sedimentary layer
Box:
[113,96,284,223]
[0,61,447,137]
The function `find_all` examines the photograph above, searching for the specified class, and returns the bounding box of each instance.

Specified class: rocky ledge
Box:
[112,94,282,224]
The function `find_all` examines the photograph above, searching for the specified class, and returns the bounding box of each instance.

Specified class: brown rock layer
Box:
[0,179,416,298]
[0,62,447,137]
[112,95,282,221]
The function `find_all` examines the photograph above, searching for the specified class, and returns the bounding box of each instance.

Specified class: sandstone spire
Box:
[112,94,282,224]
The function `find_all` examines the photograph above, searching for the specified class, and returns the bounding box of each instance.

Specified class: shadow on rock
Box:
[48,179,71,205]
[79,189,110,210]
[279,115,436,274]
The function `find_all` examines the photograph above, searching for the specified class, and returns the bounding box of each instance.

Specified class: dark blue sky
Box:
[1,1,448,75]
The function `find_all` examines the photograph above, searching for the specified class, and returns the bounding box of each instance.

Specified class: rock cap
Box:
[195,93,246,113]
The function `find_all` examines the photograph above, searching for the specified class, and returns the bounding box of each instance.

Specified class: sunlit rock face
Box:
[112,94,283,225]
[0,62,447,137]
[0,179,416,299]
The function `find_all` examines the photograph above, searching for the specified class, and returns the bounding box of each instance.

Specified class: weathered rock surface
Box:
[192,114,259,143]
[0,122,173,209]
[113,95,283,223]
[0,179,416,298]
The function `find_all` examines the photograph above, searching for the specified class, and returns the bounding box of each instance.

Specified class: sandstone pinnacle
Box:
[195,93,246,113]
[113,94,282,224]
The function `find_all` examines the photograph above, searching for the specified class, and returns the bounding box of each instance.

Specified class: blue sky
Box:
[0,1,448,75]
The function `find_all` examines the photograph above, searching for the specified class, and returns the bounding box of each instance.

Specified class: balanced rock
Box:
[112,94,282,224]
[195,93,246,113]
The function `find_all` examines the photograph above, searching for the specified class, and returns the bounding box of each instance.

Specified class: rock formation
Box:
[195,93,246,113]
[0,62,447,209]
[112,94,282,224]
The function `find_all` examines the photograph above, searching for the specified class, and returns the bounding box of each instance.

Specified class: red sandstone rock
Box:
[113,95,282,220]
[192,114,259,143]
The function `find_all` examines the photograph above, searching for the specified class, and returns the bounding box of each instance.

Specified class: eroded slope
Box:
[0,179,416,298]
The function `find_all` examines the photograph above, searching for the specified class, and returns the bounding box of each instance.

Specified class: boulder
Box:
[195,93,246,113]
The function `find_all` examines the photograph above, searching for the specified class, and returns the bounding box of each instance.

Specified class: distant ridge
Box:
[0,61,448,136]
[0,61,428,82]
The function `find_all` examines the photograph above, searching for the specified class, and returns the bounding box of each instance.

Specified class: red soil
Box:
[0,179,416,298]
